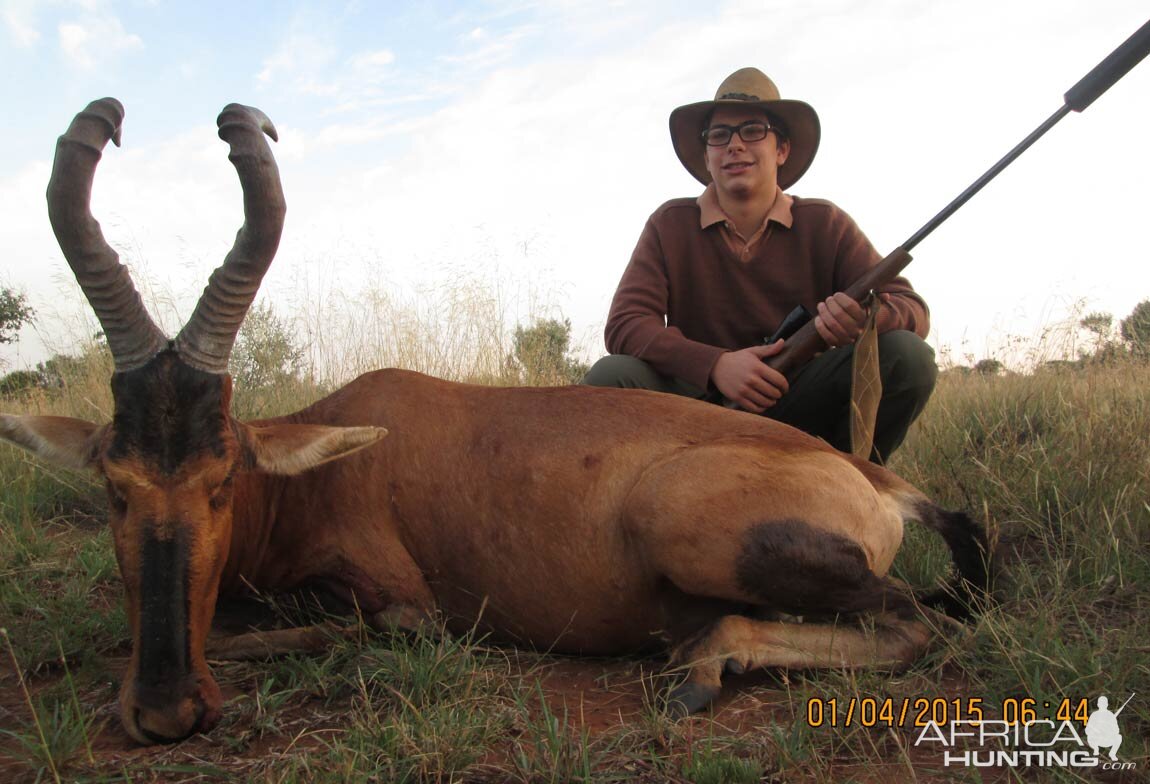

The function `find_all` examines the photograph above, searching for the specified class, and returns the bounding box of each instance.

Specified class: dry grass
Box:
[1,287,1148,782]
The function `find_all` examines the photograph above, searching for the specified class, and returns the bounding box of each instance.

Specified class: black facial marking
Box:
[735,519,914,618]
[135,523,191,699]
[109,350,228,474]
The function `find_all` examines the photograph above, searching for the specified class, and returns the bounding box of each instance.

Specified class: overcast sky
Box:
[2,0,1148,373]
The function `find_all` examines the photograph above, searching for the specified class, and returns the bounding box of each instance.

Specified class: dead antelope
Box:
[1,99,988,745]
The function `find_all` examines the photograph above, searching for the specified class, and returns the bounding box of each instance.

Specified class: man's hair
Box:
[702,107,789,142]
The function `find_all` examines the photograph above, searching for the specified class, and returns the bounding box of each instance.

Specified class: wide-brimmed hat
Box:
[669,67,820,190]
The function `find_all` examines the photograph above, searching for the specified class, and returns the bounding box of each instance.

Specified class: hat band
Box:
[718,92,761,101]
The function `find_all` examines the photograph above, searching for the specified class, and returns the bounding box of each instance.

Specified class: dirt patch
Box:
[2,643,1136,783]
[0,649,895,781]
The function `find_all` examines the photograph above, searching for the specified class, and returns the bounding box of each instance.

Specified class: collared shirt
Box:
[605,194,931,391]
[697,184,794,262]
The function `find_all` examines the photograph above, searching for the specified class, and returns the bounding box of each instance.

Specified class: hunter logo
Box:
[1085,694,1132,761]
[913,693,1137,771]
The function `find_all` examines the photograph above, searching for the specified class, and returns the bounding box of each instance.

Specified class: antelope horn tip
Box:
[218,103,279,143]
[95,97,124,146]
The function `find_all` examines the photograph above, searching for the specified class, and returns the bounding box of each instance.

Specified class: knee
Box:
[878,331,938,400]
[581,354,655,388]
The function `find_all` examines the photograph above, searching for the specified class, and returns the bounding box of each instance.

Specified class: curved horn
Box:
[47,98,168,372]
[175,104,286,375]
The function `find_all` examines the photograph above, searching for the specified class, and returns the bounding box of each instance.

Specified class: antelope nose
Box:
[127,694,214,744]
[122,668,225,745]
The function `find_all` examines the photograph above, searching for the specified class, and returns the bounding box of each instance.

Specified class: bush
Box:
[229,302,307,391]
[506,318,589,386]
[1120,299,1150,360]
[0,287,34,346]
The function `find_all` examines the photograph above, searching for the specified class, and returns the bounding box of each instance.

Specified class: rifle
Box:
[766,18,1150,379]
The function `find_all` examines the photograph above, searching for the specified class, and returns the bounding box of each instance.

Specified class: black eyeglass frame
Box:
[700,119,776,147]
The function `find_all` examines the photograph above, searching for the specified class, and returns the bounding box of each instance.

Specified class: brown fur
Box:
[2,366,983,741]
[227,372,906,649]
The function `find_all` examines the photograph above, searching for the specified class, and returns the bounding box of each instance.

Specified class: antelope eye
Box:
[208,475,234,510]
[106,480,128,513]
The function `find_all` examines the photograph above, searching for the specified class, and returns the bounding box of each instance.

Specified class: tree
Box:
[228,302,306,390]
[0,369,44,398]
[1076,310,1126,365]
[1080,311,1113,341]
[0,287,33,345]
[37,350,105,388]
[509,318,589,386]
[1120,299,1150,360]
[974,358,1003,376]
[1,343,112,397]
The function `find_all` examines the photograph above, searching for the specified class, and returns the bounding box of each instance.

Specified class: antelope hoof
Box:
[723,657,746,675]
[666,681,721,717]
[369,604,443,638]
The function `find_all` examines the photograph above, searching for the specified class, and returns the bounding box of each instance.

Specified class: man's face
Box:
[703,106,790,200]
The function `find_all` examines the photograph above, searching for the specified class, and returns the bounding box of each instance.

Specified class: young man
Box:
[583,67,936,463]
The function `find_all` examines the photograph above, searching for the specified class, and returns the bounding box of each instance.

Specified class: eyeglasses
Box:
[701,120,773,147]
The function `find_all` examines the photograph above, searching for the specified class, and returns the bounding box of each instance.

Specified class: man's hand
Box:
[814,292,889,348]
[711,340,789,413]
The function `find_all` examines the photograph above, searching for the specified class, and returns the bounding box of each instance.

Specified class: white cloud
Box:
[3,2,40,47]
[262,0,1150,371]
[57,14,142,69]
[438,23,539,68]
[257,45,296,84]
[323,90,437,118]
[311,117,421,148]
[345,48,398,90]
[6,0,1148,372]
[178,58,201,79]
[353,49,396,69]
[258,30,338,86]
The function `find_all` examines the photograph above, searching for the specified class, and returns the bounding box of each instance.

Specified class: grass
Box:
[893,364,1149,703]
[1,311,1148,781]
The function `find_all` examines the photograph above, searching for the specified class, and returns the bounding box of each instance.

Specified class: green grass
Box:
[1,341,1148,781]
[679,738,766,784]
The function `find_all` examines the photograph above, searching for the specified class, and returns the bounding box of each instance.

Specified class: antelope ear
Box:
[239,423,387,476]
[0,414,104,470]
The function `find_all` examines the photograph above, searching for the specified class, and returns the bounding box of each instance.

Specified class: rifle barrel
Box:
[1065,18,1150,111]
[1114,692,1136,716]
[765,19,1150,380]
[907,18,1150,253]
[901,106,1069,254]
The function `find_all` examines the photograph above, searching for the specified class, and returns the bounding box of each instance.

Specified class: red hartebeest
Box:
[1,99,987,745]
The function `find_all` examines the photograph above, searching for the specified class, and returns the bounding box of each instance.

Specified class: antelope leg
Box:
[205,624,353,661]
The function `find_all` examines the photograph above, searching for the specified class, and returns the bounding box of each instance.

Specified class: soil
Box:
[1,605,1138,783]
[0,648,983,783]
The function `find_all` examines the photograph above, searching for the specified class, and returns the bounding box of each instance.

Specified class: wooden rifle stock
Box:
[761,18,1150,381]
[765,247,912,377]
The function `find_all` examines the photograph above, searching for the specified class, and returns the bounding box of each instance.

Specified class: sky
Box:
[1,0,1148,374]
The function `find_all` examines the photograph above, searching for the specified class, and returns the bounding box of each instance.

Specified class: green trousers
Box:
[581,331,937,464]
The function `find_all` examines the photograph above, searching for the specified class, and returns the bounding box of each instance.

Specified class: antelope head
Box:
[0,100,385,743]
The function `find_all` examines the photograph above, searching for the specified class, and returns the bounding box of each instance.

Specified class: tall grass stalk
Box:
[55,638,97,766]
[2,628,62,784]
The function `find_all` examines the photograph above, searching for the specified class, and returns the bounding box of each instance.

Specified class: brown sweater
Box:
[605,194,930,391]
